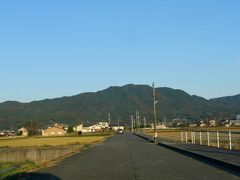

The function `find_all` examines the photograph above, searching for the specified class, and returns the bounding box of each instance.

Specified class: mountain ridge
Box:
[0,84,239,129]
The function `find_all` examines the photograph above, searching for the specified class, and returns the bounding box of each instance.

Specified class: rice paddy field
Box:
[0,133,114,179]
[0,134,113,148]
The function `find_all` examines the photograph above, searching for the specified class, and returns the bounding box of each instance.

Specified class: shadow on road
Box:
[5,172,61,180]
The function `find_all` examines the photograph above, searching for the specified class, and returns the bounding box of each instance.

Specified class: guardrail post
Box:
[207,131,210,146]
[229,131,232,150]
[217,131,220,148]
[181,132,184,142]
[191,131,194,144]
[185,132,188,143]
[200,131,202,145]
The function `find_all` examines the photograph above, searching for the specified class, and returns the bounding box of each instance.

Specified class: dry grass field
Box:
[0,135,112,148]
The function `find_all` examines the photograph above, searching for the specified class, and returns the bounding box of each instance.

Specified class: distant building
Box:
[73,124,83,133]
[208,120,217,127]
[82,127,94,133]
[199,120,207,127]
[0,130,16,137]
[220,119,230,127]
[0,131,5,136]
[189,123,197,128]
[151,123,167,129]
[82,124,103,133]
[82,122,110,133]
[112,126,125,131]
[54,123,69,131]
[42,125,66,136]
[98,122,109,128]
[18,127,28,136]
[230,120,240,127]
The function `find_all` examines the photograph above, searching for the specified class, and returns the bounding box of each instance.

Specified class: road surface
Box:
[10,133,240,180]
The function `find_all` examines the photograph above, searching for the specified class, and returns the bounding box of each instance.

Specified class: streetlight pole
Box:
[153,82,158,143]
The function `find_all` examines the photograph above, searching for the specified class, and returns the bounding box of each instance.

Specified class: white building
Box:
[42,126,65,136]
[230,120,240,127]
[189,123,197,128]
[73,124,83,132]
[151,123,167,130]
[208,120,217,127]
[98,122,109,128]
[112,126,125,131]
[18,127,28,136]
[82,123,107,133]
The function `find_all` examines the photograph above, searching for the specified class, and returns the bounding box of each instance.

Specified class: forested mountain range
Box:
[0,84,239,129]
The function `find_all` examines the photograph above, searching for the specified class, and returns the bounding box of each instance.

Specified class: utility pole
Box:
[131,115,134,132]
[108,112,111,126]
[30,119,33,136]
[143,117,147,128]
[153,82,158,143]
[118,117,119,130]
[133,117,135,130]
[138,111,141,131]
[137,111,140,131]
[136,109,138,131]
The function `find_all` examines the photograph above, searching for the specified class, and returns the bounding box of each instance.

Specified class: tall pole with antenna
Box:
[153,82,158,143]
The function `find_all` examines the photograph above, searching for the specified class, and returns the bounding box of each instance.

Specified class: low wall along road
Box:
[0,145,82,164]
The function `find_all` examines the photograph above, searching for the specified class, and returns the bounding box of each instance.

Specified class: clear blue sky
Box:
[0,0,240,102]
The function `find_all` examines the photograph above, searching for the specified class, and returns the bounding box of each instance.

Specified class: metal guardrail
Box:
[180,131,240,150]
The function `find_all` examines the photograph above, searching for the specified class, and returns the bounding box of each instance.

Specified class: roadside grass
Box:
[0,161,39,179]
[0,134,112,148]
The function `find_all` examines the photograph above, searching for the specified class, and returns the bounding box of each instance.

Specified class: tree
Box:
[67,126,74,134]
[24,120,40,136]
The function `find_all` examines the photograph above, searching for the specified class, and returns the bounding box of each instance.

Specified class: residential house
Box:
[74,124,83,132]
[220,120,230,127]
[199,120,208,127]
[151,123,167,130]
[42,125,66,136]
[230,120,240,127]
[82,127,94,133]
[110,122,125,131]
[18,127,28,136]
[208,120,217,127]
[98,122,109,128]
[82,122,110,133]
[112,126,125,131]
[82,124,102,133]
[0,131,5,136]
[189,123,197,128]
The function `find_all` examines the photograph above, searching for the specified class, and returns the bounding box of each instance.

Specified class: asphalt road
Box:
[10,133,240,180]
